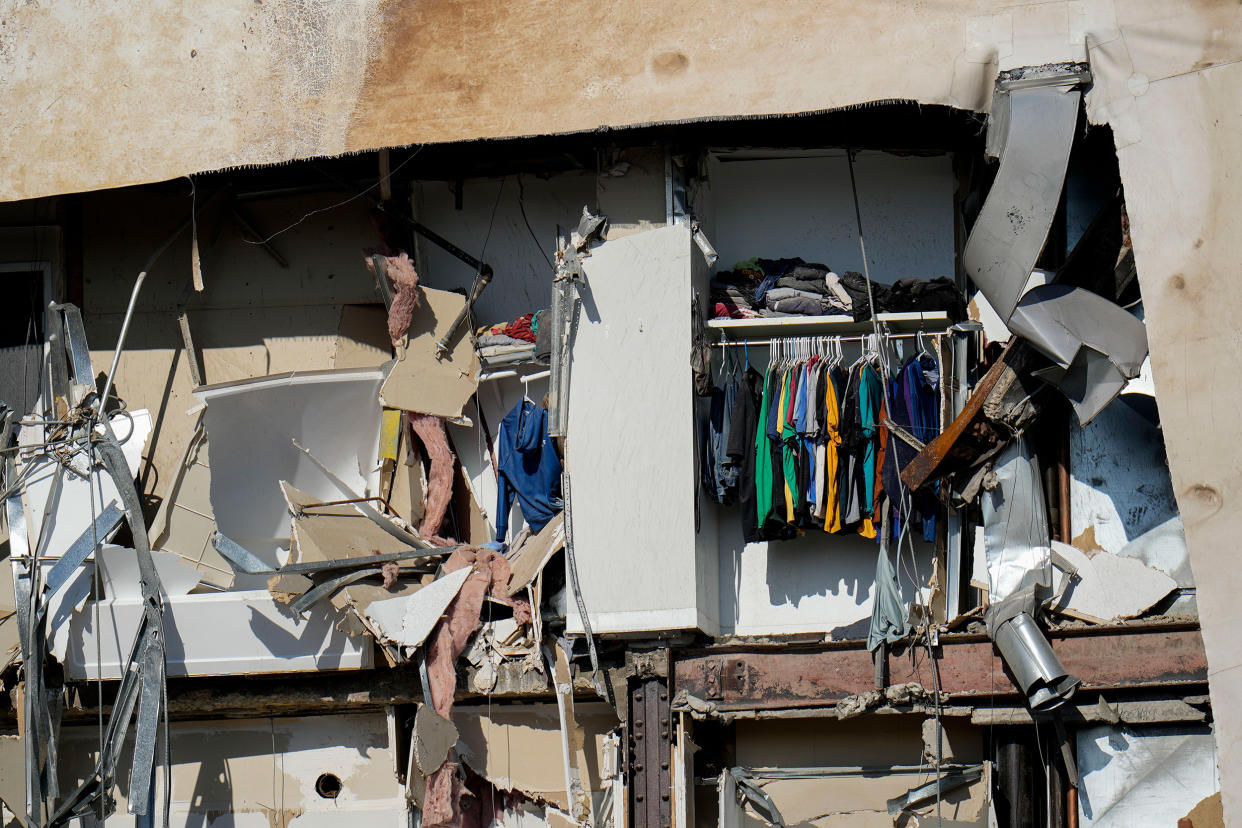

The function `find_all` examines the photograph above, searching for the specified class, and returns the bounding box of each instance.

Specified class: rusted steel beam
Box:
[673,628,1207,711]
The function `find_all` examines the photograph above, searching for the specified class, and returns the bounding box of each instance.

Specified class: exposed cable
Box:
[848,148,946,825]
[517,176,555,271]
[241,146,424,246]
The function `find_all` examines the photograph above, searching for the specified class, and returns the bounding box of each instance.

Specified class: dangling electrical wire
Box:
[847,148,947,825]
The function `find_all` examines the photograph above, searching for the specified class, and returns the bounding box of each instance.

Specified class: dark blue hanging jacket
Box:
[494,399,563,542]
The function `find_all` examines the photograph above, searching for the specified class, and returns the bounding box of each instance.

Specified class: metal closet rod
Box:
[711,331,948,347]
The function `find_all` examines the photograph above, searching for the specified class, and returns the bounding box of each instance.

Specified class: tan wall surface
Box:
[6,0,1242,819]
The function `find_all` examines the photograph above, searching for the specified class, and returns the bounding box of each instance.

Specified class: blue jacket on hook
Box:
[494,399,563,543]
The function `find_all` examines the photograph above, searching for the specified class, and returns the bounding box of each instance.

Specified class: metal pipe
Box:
[1066,785,1078,828]
[101,199,211,412]
[1058,422,1072,544]
[711,331,947,348]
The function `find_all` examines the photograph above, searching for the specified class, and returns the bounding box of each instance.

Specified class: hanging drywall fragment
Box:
[399,566,473,652]
[282,481,413,562]
[506,513,565,597]
[195,368,384,576]
[966,63,1147,424]
[378,286,480,419]
[1047,540,1176,623]
[412,704,460,777]
[548,640,592,826]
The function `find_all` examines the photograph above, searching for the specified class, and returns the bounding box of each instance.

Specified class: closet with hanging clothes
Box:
[706,330,947,546]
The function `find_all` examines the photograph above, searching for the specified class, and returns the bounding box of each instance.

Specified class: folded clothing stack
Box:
[709,257,966,323]
[477,309,547,348]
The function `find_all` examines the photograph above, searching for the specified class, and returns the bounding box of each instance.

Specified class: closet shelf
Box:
[706,311,951,340]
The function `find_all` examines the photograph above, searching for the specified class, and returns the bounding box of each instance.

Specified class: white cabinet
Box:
[565,224,720,635]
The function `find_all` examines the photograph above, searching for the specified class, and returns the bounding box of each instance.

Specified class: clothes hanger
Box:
[917,330,936,362]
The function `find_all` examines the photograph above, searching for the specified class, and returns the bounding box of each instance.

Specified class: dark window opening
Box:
[0,270,44,348]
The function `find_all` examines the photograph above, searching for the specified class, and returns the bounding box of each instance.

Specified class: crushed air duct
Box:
[966,62,1147,424]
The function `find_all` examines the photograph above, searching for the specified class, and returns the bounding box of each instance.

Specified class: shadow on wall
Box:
[715,506,935,636]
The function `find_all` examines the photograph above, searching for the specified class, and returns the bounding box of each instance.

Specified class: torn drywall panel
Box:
[452,702,618,811]
[413,704,460,777]
[400,566,473,651]
[1113,517,1194,613]
[354,566,473,654]
[149,426,233,588]
[18,408,150,565]
[195,368,384,576]
[1077,725,1219,827]
[51,589,372,679]
[507,513,564,597]
[282,481,412,562]
[335,304,392,368]
[1048,540,1176,623]
[378,286,480,419]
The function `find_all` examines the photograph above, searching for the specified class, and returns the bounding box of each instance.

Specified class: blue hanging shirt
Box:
[494,400,563,542]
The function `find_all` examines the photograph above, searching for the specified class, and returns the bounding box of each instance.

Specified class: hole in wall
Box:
[315,773,342,799]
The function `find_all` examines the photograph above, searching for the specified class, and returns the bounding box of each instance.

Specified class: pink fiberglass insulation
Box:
[408,412,455,541]
[423,547,532,828]
[363,250,421,345]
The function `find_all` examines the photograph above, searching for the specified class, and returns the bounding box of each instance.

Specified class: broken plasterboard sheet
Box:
[1077,725,1219,828]
[1114,516,1194,596]
[335,303,392,368]
[18,408,150,565]
[51,589,372,679]
[1048,540,1176,624]
[194,368,383,575]
[452,702,618,810]
[96,544,202,599]
[354,565,473,653]
[507,513,564,597]
[413,704,460,776]
[378,286,480,419]
[282,481,413,561]
[150,426,233,588]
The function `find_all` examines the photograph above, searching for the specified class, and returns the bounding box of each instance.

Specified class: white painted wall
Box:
[702,151,956,285]
[413,148,668,331]
[717,523,935,637]
[54,713,407,826]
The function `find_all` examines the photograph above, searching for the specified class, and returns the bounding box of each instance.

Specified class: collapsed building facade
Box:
[0,2,1239,827]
